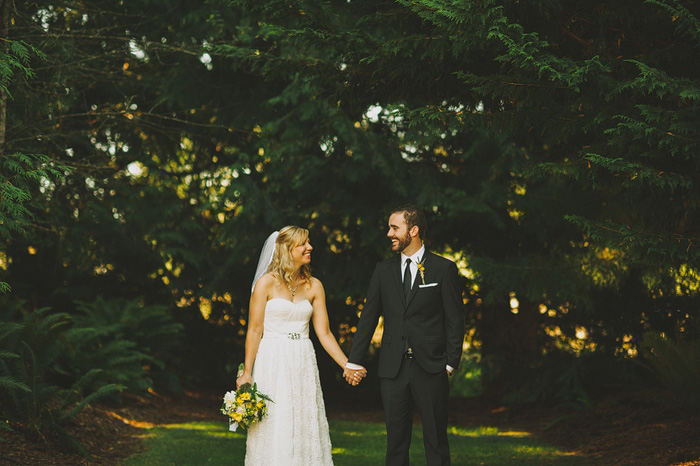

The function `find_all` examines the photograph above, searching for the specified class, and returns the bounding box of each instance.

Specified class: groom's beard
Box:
[391,231,411,252]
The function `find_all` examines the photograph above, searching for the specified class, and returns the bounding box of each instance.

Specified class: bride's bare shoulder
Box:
[309,277,325,293]
[253,273,277,295]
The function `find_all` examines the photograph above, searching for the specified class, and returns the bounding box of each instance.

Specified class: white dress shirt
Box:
[401,245,425,288]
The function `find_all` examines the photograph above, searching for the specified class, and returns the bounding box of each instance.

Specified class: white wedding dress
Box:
[245,298,334,465]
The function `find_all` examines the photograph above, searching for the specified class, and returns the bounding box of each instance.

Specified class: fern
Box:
[0,375,31,392]
[0,345,29,393]
[60,383,121,422]
[0,306,134,456]
[640,332,700,412]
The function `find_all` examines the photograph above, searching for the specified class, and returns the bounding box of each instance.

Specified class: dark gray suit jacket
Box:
[348,251,465,378]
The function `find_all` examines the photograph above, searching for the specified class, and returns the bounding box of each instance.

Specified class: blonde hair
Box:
[268,225,313,286]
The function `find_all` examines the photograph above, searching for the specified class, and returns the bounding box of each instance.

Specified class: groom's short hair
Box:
[392,205,427,240]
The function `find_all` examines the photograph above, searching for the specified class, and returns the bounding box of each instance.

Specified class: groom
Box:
[344,205,465,466]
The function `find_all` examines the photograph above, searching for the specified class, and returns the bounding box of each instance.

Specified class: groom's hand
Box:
[343,368,366,386]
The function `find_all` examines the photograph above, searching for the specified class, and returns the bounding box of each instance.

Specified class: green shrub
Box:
[60,297,185,395]
[73,297,184,359]
[640,331,700,413]
[449,351,483,398]
[499,350,641,408]
[0,298,183,456]
[0,307,119,457]
[0,322,31,395]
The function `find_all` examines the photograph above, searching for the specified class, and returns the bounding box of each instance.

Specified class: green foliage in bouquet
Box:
[221,364,273,432]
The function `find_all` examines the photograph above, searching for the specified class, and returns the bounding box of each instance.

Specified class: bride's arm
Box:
[237,275,270,388]
[310,278,350,370]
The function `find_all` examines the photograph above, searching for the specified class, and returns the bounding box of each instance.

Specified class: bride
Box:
[236,226,365,465]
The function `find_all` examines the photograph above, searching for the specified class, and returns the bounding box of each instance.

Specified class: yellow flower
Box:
[416,259,426,285]
[222,374,274,430]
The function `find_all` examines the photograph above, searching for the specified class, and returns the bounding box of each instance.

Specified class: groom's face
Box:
[387,213,412,252]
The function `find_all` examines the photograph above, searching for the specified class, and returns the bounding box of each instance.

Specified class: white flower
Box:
[229,421,239,432]
[223,391,237,406]
[236,405,246,415]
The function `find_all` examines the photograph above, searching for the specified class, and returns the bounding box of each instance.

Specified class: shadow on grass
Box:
[121,420,591,465]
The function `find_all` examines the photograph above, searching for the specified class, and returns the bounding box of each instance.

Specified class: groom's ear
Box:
[409,225,420,238]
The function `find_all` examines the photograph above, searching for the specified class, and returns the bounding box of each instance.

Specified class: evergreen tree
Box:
[2,0,698,401]
[212,0,700,397]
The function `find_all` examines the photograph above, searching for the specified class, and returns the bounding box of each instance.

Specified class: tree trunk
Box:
[0,0,10,156]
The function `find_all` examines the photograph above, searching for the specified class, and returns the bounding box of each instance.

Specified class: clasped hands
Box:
[342,367,367,386]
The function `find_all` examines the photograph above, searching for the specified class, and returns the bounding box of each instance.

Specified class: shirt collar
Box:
[401,244,425,264]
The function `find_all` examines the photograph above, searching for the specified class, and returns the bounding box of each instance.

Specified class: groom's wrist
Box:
[345,362,365,370]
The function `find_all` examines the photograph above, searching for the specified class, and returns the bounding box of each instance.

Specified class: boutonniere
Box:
[416,258,426,285]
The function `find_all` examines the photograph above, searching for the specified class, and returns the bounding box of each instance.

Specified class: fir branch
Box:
[644,0,700,46]
[615,60,700,101]
[565,215,700,254]
[583,153,692,189]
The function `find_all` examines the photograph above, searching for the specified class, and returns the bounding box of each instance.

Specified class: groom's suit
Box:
[348,250,464,466]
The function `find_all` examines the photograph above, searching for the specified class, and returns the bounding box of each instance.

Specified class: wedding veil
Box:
[251,231,279,293]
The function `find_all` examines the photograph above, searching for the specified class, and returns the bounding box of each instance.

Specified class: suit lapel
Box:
[405,252,432,308]
[389,255,406,307]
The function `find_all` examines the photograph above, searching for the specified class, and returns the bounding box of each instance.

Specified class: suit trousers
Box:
[380,357,450,466]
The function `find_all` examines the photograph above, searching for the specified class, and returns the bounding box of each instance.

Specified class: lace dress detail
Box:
[245,298,333,465]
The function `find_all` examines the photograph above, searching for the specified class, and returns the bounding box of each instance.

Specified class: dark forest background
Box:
[1,0,699,454]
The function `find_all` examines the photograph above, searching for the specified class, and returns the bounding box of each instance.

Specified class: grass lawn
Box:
[121,419,590,465]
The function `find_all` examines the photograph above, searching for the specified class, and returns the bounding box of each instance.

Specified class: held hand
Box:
[343,368,359,386]
[236,373,252,390]
[358,368,367,383]
[343,368,367,386]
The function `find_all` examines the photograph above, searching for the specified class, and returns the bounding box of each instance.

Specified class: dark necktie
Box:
[403,258,412,299]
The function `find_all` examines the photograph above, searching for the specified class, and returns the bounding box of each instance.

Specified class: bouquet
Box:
[221,364,273,432]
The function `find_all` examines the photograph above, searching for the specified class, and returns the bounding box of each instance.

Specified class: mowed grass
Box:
[121,419,590,465]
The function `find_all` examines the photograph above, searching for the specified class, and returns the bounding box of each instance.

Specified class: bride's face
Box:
[291,239,313,268]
